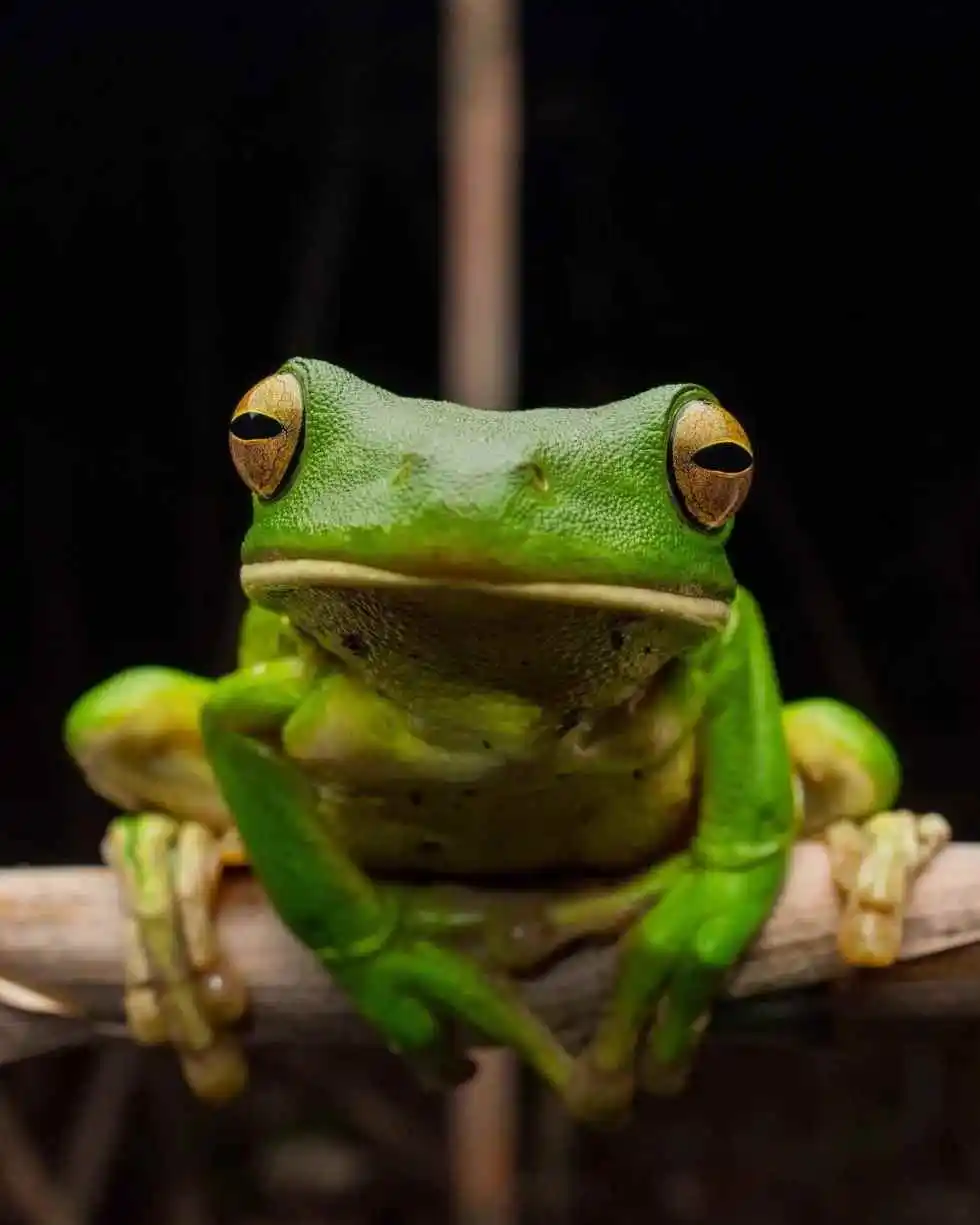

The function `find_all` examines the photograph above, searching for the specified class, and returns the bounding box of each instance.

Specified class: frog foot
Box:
[563,1008,703,1125]
[102,813,249,1101]
[328,943,481,1095]
[825,809,951,967]
[558,855,785,1123]
[482,858,692,976]
[321,904,575,1103]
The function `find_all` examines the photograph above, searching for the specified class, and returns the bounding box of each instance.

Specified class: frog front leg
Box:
[784,699,951,965]
[564,589,795,1120]
[201,659,575,1098]
[65,667,250,1099]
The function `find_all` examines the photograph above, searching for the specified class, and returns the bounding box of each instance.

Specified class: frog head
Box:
[230,359,753,714]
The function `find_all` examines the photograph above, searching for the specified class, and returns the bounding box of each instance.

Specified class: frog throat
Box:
[240,559,730,630]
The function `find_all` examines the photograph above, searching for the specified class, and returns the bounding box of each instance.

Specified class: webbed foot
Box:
[322,901,574,1101]
[560,856,785,1122]
[103,813,249,1101]
[825,809,950,966]
[482,856,690,975]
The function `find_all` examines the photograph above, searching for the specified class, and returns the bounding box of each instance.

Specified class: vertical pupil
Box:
[230,411,283,441]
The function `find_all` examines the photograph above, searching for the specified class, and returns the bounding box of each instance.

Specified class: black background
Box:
[3,0,978,866]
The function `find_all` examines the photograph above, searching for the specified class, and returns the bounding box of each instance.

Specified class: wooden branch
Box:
[2,842,980,1067]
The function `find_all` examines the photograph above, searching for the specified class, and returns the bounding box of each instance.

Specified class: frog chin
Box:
[240,558,731,632]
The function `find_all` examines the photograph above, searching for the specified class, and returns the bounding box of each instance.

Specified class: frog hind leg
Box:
[784,698,951,967]
[65,667,250,1100]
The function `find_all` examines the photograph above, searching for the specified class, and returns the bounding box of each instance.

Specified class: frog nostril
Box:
[518,462,549,493]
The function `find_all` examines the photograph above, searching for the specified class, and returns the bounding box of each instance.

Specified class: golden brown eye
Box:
[670,399,754,530]
[229,372,304,498]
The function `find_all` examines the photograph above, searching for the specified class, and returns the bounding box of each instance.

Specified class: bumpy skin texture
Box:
[64,361,946,1121]
[243,361,738,594]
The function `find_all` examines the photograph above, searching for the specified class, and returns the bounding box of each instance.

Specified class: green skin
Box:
[65,359,900,1119]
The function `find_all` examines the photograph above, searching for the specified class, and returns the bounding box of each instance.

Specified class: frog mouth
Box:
[241,559,731,630]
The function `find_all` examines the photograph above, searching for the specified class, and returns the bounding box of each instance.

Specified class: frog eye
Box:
[229,373,304,498]
[669,399,754,530]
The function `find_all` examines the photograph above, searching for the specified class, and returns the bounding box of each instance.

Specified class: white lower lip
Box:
[241,559,730,629]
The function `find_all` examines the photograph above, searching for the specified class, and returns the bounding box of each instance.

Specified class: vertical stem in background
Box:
[441,0,521,411]
[440,2,521,1225]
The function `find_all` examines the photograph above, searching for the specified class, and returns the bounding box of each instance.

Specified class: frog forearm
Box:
[202,657,311,737]
[204,665,578,1093]
[692,589,796,869]
[201,665,389,953]
[237,603,305,669]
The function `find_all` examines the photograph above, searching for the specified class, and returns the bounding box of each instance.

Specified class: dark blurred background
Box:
[2,2,980,1223]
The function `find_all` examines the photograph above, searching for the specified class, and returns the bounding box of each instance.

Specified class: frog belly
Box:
[328,755,697,877]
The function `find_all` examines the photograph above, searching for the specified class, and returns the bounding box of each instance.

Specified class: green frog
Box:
[64,360,948,1121]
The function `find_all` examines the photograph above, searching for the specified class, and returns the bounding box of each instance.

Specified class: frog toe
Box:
[826,810,951,967]
[637,1000,710,1098]
[638,1052,692,1097]
[103,812,250,1101]
[123,982,169,1046]
[181,1037,249,1102]
[563,1051,635,1126]
[331,933,575,1107]
[568,860,781,1119]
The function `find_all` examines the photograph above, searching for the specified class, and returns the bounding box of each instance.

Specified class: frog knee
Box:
[783,698,901,827]
[66,667,227,821]
[65,667,213,759]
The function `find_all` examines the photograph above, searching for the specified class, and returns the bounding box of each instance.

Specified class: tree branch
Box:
[2,842,980,1066]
